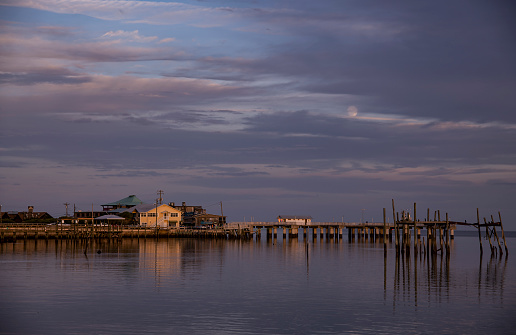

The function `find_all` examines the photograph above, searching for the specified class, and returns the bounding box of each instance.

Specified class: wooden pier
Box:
[237,200,508,256]
[0,200,507,255]
[0,224,252,242]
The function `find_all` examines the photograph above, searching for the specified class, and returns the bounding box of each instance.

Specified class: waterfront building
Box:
[132,204,183,228]
[192,213,226,228]
[277,215,313,225]
[168,202,205,226]
[1,206,53,223]
[75,195,146,224]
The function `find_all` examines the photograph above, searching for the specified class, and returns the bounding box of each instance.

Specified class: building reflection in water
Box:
[1,235,509,306]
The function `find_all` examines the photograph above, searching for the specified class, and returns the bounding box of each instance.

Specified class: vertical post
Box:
[432,225,438,254]
[491,215,503,255]
[426,223,430,255]
[477,208,483,254]
[91,203,94,235]
[413,203,417,254]
[445,213,450,253]
[383,208,387,252]
[440,226,444,251]
[484,217,494,253]
[392,199,398,253]
[498,212,508,255]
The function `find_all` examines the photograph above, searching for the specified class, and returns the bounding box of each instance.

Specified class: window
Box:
[140,213,147,217]
[170,213,178,217]
[148,212,156,217]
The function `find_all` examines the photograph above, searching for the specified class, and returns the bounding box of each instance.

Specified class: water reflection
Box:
[387,243,509,309]
[0,236,513,335]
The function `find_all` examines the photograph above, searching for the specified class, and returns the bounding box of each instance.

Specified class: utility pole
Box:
[64,202,70,217]
[157,190,164,205]
[155,198,159,231]
[220,201,225,227]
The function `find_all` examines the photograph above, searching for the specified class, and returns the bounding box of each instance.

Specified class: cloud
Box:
[100,30,158,43]
[0,67,91,85]
[0,34,188,63]
[0,0,253,27]
[1,1,515,224]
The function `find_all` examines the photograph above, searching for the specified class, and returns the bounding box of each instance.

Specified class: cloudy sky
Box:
[1,0,515,227]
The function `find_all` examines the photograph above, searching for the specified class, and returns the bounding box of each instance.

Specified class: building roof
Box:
[130,203,181,213]
[278,215,313,220]
[194,213,225,218]
[130,204,157,213]
[102,195,144,207]
[95,215,125,220]
[107,207,131,214]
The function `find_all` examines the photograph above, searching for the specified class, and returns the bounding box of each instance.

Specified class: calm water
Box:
[0,233,514,334]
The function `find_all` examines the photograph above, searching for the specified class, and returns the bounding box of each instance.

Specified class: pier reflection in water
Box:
[387,241,509,309]
[0,235,514,334]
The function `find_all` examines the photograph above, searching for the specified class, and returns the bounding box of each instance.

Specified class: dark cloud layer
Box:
[0,0,515,225]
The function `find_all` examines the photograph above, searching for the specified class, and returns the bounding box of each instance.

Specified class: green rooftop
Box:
[102,195,144,208]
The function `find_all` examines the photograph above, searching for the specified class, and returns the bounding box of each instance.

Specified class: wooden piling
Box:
[392,199,399,253]
[498,212,508,255]
[413,203,417,254]
[491,215,503,255]
[432,226,437,254]
[477,208,483,254]
[383,208,387,252]
[445,213,450,254]
[484,217,494,252]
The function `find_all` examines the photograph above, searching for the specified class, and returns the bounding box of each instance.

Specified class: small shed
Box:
[277,215,313,225]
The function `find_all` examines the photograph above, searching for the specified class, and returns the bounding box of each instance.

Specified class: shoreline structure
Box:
[0,201,508,256]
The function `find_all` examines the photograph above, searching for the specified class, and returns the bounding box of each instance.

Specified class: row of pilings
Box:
[388,201,455,257]
[389,200,508,257]
[475,209,509,256]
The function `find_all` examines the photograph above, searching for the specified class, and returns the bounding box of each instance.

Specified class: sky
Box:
[1,0,515,228]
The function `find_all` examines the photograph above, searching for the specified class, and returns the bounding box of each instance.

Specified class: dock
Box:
[0,224,252,242]
[0,200,507,256]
